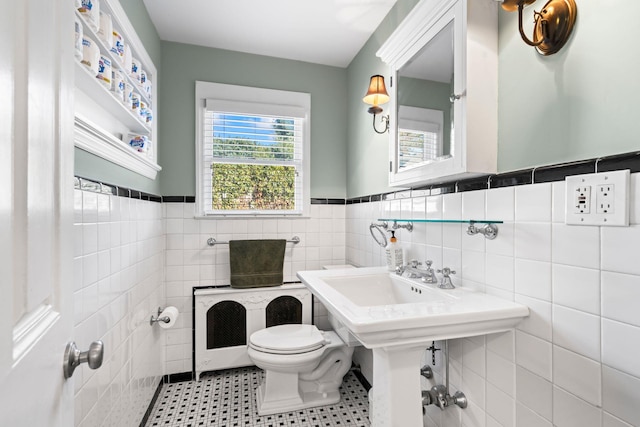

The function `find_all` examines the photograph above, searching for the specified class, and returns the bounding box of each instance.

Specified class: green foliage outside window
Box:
[210,116,298,212]
[211,163,295,211]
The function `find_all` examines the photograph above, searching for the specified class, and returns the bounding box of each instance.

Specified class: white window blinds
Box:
[397,106,444,171]
[398,126,440,169]
[201,99,306,215]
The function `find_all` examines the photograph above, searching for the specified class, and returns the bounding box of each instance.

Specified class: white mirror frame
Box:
[378,0,498,188]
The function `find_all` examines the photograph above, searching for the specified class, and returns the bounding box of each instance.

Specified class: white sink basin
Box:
[298,266,529,348]
[297,266,529,427]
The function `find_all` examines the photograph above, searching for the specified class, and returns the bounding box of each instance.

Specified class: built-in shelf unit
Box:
[74,0,161,179]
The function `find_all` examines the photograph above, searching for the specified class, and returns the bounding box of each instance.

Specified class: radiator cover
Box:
[193,284,312,381]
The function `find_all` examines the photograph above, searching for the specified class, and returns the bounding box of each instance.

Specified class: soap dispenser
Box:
[385,231,403,272]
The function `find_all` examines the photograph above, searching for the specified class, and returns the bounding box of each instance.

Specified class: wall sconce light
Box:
[501,0,577,56]
[363,74,390,134]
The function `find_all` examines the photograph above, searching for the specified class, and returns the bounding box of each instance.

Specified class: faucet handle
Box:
[424,260,433,269]
[409,259,421,268]
[437,267,456,277]
[436,267,456,289]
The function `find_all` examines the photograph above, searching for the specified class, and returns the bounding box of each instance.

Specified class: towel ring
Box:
[369,222,388,248]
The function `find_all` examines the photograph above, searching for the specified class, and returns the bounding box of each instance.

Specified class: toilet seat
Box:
[250,324,328,354]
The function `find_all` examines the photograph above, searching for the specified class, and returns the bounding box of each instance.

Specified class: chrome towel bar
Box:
[206,236,301,247]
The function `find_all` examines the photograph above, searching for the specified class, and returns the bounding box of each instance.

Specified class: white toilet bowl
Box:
[248,324,354,415]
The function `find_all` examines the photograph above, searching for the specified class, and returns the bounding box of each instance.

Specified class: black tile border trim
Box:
[139,378,164,427]
[345,150,640,202]
[162,196,197,203]
[430,182,457,195]
[456,175,491,192]
[162,195,187,203]
[75,177,195,204]
[351,367,372,392]
[192,287,196,381]
[490,169,534,189]
[533,159,596,183]
[311,198,347,205]
[596,151,640,173]
[76,150,640,206]
[75,176,163,203]
[163,371,194,383]
[346,193,394,204]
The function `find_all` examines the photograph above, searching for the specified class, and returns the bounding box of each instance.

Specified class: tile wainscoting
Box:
[73,150,640,427]
[161,202,348,375]
[73,179,165,427]
[345,174,640,427]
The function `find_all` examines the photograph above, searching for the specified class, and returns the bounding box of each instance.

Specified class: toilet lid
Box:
[250,324,327,354]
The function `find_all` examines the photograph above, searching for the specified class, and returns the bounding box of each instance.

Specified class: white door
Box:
[0,0,76,425]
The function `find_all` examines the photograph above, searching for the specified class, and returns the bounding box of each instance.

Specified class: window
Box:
[397,106,444,171]
[196,82,310,216]
[398,127,440,169]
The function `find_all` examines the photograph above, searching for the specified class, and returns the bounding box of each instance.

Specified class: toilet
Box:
[248,323,354,415]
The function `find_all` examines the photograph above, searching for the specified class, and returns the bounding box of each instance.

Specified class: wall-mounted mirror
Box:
[397,21,453,172]
[377,0,498,188]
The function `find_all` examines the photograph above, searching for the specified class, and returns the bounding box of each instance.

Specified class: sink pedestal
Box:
[297,266,530,426]
[370,344,426,426]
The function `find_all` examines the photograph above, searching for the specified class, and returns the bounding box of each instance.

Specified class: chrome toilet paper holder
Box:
[150,306,171,326]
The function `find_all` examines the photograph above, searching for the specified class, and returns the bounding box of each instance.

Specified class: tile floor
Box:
[145,366,371,427]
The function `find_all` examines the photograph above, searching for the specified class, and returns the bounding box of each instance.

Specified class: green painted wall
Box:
[75,149,159,191]
[346,0,640,197]
[498,0,640,171]
[158,42,348,198]
[119,0,162,66]
[346,0,420,199]
[81,0,640,198]
[74,0,162,195]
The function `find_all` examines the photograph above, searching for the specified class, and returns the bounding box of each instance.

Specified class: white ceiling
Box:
[142,0,398,68]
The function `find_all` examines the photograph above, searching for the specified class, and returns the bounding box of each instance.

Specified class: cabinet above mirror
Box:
[377,0,498,188]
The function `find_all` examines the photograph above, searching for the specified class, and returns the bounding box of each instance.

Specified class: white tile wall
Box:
[345,177,640,427]
[73,189,164,427]
[162,202,347,374]
[73,177,640,426]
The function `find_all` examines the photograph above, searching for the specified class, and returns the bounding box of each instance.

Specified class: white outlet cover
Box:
[565,170,630,226]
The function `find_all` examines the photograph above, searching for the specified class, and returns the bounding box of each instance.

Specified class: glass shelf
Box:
[372,218,502,240]
[377,219,503,224]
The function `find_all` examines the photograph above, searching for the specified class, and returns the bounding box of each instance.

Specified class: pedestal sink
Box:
[297,266,529,427]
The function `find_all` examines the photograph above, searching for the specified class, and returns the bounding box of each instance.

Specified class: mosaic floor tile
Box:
[145,366,371,427]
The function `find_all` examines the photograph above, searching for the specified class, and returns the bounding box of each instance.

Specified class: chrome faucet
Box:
[404,259,423,278]
[436,267,456,289]
[399,259,438,283]
[420,260,438,284]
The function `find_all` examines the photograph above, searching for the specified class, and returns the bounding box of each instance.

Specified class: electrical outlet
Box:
[596,184,614,214]
[573,186,591,214]
[565,170,629,226]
